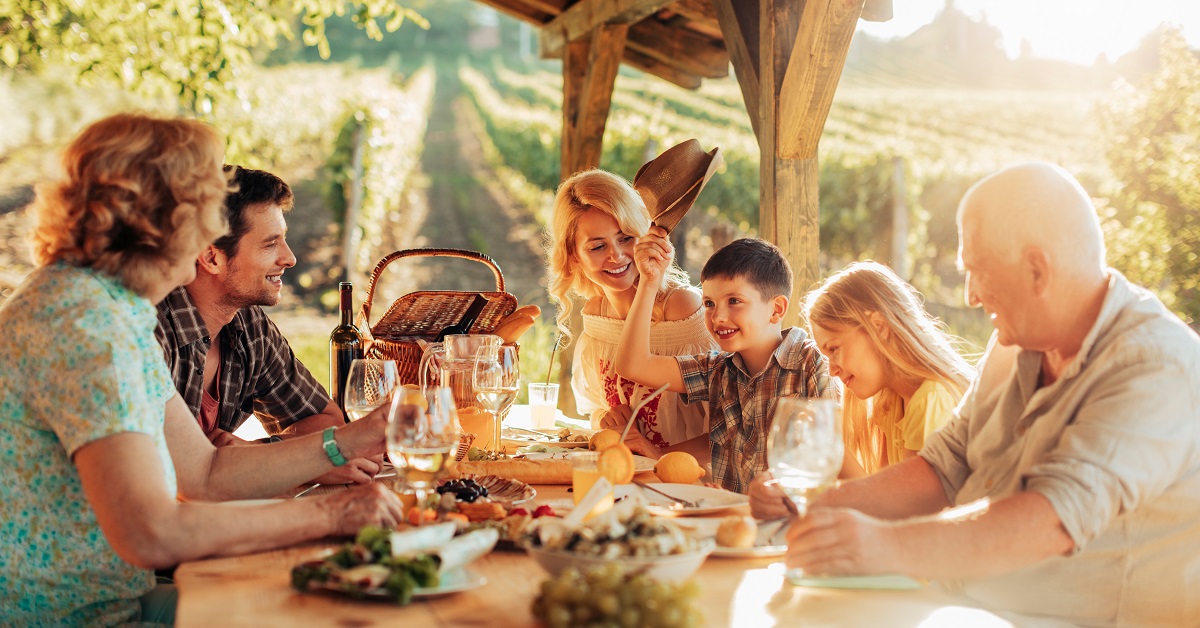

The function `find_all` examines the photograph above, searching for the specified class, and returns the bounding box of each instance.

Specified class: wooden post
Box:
[719,0,863,327]
[557,22,628,419]
[342,119,365,286]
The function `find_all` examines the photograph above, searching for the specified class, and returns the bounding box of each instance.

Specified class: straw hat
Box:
[632,139,723,234]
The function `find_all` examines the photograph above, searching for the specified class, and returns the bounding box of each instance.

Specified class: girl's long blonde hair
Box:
[546,169,689,345]
[804,261,973,474]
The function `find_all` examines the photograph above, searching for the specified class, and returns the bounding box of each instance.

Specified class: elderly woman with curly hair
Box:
[0,113,405,626]
[547,168,716,460]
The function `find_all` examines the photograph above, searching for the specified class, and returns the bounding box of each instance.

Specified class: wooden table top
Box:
[175,485,1012,627]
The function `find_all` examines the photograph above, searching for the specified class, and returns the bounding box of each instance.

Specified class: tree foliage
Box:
[1097,29,1200,325]
[0,0,425,113]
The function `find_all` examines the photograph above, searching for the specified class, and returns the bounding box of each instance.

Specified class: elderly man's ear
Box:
[1022,246,1051,297]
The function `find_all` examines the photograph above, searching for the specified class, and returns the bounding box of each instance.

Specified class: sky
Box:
[856,0,1200,65]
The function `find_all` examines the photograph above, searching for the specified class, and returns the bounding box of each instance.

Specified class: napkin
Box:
[434,528,499,574]
[389,522,457,557]
[788,574,923,590]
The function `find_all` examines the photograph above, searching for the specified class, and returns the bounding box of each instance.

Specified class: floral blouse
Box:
[0,264,177,626]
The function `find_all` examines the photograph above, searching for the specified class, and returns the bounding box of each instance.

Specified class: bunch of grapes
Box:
[531,564,701,628]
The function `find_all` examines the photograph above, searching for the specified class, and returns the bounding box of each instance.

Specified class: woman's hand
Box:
[599,405,660,457]
[598,404,633,431]
[320,483,407,536]
[749,472,791,520]
[633,226,673,291]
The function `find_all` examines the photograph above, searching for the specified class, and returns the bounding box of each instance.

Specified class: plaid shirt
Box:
[154,286,330,435]
[677,327,839,493]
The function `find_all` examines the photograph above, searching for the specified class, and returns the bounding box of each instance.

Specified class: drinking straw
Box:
[620,383,669,440]
[544,333,561,385]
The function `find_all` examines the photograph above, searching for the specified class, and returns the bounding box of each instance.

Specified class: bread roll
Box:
[451,459,572,485]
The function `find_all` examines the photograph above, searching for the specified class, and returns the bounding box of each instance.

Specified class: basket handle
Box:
[360,247,508,327]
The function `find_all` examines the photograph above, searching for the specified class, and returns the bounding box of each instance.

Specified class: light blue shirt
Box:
[921,270,1200,626]
[0,264,177,626]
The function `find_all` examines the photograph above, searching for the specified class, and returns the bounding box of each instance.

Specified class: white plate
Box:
[412,569,487,597]
[618,483,750,516]
[670,517,789,558]
[501,427,592,448]
[522,452,656,473]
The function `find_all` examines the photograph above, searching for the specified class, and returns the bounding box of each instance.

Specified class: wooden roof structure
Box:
[474,0,892,321]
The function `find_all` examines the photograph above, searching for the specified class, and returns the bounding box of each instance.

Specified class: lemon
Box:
[653,452,706,484]
[400,384,427,409]
[588,428,622,452]
[597,443,636,484]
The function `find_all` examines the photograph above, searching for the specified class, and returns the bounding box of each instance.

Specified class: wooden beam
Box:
[712,0,761,140]
[668,0,718,24]
[472,0,566,25]
[624,19,729,78]
[758,0,817,327]
[561,23,629,178]
[861,0,892,22]
[777,0,863,159]
[541,0,675,54]
[622,48,703,89]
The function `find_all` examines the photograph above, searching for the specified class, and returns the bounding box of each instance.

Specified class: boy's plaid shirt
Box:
[677,327,839,493]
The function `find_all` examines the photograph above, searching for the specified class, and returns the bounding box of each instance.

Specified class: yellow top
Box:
[874,379,960,467]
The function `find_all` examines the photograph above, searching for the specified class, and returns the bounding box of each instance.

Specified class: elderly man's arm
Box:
[787,491,1072,579]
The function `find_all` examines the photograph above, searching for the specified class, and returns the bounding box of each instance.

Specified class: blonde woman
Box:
[547,169,715,457]
[0,113,403,625]
[805,261,974,477]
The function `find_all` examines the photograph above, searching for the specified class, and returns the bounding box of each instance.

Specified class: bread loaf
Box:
[493,313,536,343]
[451,459,572,485]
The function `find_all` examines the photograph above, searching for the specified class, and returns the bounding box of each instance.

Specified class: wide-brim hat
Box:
[633,139,723,234]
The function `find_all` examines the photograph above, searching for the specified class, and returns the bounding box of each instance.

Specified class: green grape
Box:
[546,606,572,628]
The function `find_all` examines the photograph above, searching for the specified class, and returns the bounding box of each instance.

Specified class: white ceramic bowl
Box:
[525,543,714,583]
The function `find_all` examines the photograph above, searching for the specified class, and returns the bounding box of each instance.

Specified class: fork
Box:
[633,479,699,509]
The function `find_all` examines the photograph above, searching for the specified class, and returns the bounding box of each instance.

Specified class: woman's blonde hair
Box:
[546,169,690,344]
[804,261,973,474]
[29,112,230,297]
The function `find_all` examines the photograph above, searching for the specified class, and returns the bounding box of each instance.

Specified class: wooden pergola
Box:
[473,0,893,317]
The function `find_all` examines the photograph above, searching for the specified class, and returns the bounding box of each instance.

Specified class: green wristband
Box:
[322,427,347,467]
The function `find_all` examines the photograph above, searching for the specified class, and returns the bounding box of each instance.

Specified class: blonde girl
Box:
[547,169,715,453]
[804,261,974,477]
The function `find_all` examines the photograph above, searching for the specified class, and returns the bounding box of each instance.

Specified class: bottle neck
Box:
[339,289,353,326]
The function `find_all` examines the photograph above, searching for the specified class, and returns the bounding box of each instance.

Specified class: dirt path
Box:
[366,62,550,319]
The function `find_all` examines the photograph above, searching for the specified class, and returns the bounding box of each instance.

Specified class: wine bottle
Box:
[329,281,363,420]
[434,294,489,342]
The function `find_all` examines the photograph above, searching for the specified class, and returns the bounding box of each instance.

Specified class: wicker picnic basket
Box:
[360,248,519,385]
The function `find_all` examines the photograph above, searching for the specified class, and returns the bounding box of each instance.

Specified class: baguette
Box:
[493,313,536,343]
[511,304,541,319]
[451,459,572,485]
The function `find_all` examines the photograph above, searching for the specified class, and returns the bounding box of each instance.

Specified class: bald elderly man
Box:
[751,162,1200,626]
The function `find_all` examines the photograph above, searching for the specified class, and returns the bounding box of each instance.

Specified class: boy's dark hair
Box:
[212,165,293,257]
[701,238,793,299]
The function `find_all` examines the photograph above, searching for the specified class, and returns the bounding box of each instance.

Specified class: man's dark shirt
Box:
[154,286,330,435]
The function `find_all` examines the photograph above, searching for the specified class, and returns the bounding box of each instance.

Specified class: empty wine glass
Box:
[387,386,459,513]
[343,359,399,422]
[472,344,519,456]
[767,397,843,581]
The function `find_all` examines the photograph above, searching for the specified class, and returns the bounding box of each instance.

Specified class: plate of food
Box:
[291,525,496,604]
[502,426,592,448]
[436,474,536,505]
[521,451,657,474]
[618,483,750,517]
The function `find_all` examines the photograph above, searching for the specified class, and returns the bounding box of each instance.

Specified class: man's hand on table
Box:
[312,454,385,485]
[749,472,791,520]
[320,483,406,535]
[785,507,901,576]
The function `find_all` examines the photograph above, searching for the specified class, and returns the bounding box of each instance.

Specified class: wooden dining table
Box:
[174,482,1014,627]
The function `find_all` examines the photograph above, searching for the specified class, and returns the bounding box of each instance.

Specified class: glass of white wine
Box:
[343,359,399,422]
[387,386,459,510]
[766,397,843,582]
[472,344,519,456]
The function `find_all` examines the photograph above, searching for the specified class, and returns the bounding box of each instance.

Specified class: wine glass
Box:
[343,359,399,422]
[472,344,520,456]
[767,397,843,581]
[387,386,459,513]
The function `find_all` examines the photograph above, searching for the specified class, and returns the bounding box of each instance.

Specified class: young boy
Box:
[616,231,838,493]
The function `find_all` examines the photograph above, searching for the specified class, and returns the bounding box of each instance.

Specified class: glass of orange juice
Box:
[569,452,614,519]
